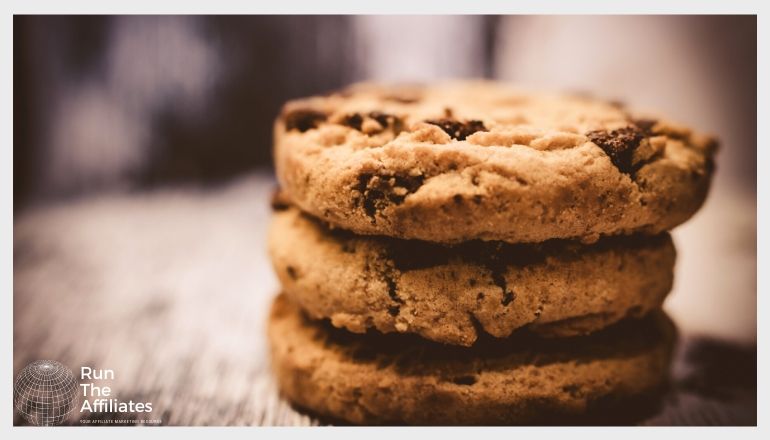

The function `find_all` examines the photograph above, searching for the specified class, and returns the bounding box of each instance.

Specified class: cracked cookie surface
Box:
[274,81,717,244]
[268,293,675,425]
[268,205,676,346]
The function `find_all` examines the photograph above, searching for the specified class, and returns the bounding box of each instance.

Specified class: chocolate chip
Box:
[342,113,363,131]
[362,188,384,218]
[391,175,424,201]
[586,126,644,174]
[384,272,403,304]
[354,173,424,220]
[284,109,327,132]
[286,266,298,280]
[355,174,387,218]
[340,111,404,134]
[368,111,389,127]
[387,305,401,316]
[368,111,404,133]
[425,118,487,141]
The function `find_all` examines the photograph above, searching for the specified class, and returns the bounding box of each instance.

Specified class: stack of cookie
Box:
[267,82,716,425]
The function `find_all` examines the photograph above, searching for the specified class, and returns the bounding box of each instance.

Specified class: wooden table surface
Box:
[13,172,756,426]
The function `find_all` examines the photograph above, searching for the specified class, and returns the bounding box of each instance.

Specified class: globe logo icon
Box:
[14,360,79,426]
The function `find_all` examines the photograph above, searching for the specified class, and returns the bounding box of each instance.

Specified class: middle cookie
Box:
[269,205,675,346]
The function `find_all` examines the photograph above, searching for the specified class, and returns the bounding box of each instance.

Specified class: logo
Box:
[14,360,161,426]
[14,360,79,426]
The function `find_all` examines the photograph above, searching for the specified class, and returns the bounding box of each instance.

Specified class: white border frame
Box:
[2,1,764,438]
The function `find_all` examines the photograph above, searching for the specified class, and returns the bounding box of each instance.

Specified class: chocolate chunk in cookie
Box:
[284,109,327,132]
[426,118,487,141]
[355,173,424,220]
[369,111,398,130]
[340,112,403,134]
[587,126,644,174]
[341,113,364,131]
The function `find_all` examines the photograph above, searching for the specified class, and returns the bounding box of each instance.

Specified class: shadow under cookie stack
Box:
[267,81,716,425]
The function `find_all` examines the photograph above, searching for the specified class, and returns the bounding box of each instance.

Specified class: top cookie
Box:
[274,81,716,244]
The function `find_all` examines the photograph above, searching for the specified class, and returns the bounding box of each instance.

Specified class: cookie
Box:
[274,81,716,244]
[268,205,675,346]
[268,293,676,425]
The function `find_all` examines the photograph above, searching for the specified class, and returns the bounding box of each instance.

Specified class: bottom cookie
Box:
[268,294,676,425]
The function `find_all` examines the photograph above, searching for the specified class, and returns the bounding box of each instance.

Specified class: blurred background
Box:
[13,16,756,425]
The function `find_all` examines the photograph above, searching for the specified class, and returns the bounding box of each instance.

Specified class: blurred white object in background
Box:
[667,182,756,344]
[352,16,488,81]
[495,15,755,193]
